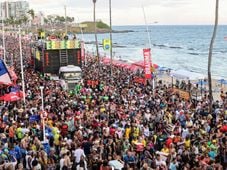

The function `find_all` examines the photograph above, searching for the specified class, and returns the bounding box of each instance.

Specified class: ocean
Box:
[78,25,227,79]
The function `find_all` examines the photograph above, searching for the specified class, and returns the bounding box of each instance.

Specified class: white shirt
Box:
[60,158,65,170]
[144,127,150,137]
[74,148,86,163]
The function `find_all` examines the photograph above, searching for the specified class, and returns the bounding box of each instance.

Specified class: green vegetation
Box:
[96,21,110,29]
[79,20,110,33]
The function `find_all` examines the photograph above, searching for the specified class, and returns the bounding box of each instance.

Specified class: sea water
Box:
[78,25,227,79]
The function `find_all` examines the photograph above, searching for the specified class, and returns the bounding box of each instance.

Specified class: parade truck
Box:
[31,37,84,90]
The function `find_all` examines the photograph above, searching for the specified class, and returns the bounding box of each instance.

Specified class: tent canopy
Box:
[218,79,227,85]
[171,69,205,80]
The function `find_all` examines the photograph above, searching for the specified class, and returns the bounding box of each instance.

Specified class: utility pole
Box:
[64,5,67,35]
[93,0,100,74]
[19,27,26,104]
[1,3,6,63]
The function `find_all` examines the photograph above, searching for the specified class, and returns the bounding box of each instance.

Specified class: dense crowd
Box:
[0,36,227,170]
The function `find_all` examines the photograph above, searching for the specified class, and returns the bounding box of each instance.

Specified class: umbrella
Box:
[132,60,159,69]
[101,57,111,64]
[129,65,141,72]
[0,93,21,102]
[195,80,208,86]
[218,79,227,85]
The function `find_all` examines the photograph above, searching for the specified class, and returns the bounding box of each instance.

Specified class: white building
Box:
[0,1,29,20]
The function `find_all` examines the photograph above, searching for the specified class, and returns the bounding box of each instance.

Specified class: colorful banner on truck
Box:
[46,40,80,50]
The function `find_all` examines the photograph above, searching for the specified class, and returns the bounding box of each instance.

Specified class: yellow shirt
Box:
[142,139,146,147]
[132,139,138,145]
[161,147,170,153]
[185,139,191,148]
[54,133,60,146]
[125,128,131,139]
[31,144,37,151]
[133,127,139,137]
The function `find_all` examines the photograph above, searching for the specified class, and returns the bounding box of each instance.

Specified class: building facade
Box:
[0,1,29,20]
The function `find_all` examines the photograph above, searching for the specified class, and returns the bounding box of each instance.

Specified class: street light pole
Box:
[64,5,67,35]
[40,86,46,141]
[1,3,6,63]
[93,0,100,74]
[19,27,26,104]
[142,6,155,93]
[109,0,113,76]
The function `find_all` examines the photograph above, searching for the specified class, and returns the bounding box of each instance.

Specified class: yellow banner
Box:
[103,39,111,50]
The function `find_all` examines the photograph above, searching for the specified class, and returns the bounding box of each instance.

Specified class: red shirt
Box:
[109,128,116,136]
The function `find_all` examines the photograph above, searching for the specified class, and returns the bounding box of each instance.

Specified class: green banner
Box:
[46,40,80,50]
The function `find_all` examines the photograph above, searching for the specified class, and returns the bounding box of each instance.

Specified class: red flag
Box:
[143,48,152,79]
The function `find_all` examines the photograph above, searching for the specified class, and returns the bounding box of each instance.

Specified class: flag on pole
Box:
[0,59,12,85]
[103,39,111,50]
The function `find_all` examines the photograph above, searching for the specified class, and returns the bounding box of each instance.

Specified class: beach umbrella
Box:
[102,57,111,64]
[218,79,227,85]
[158,67,169,72]
[132,60,159,69]
[195,80,208,86]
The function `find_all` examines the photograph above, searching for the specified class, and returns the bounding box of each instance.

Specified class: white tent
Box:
[171,69,205,80]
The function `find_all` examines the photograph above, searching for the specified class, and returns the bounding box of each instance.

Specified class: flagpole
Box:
[142,6,155,92]
[19,27,26,104]
[3,20,5,63]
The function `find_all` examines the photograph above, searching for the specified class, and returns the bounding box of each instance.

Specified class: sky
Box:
[28,0,227,25]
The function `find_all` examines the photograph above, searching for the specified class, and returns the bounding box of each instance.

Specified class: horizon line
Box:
[113,24,227,27]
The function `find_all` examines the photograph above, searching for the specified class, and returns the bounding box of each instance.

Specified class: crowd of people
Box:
[0,35,227,170]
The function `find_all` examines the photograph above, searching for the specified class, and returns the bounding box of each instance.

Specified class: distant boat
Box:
[224,36,227,40]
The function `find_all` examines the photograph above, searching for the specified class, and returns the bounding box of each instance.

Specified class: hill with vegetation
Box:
[71,20,111,33]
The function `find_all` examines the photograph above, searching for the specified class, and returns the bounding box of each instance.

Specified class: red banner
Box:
[143,48,151,79]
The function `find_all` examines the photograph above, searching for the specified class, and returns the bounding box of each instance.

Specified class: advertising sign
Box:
[103,39,111,50]
[143,48,151,79]
[46,40,80,50]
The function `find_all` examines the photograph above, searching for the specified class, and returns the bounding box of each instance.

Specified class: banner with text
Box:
[143,48,152,79]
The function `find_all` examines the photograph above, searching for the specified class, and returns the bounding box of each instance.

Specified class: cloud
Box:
[27,0,227,25]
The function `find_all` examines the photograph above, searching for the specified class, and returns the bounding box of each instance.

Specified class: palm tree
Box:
[27,9,35,20]
[109,0,113,76]
[208,0,219,114]
[93,0,100,71]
